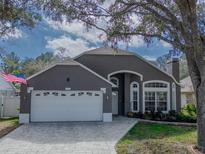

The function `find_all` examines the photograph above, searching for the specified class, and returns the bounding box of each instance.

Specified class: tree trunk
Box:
[186,51,205,153]
[196,82,205,153]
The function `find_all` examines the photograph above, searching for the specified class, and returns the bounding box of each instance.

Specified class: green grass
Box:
[117,122,197,154]
[0,117,19,125]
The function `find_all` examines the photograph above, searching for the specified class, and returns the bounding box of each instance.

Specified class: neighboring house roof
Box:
[181,76,194,93]
[0,71,16,92]
[74,47,180,85]
[27,59,116,87]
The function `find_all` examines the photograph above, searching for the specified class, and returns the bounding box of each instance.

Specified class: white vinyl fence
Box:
[0,96,20,117]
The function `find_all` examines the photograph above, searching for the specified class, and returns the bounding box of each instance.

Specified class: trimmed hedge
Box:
[127,103,197,123]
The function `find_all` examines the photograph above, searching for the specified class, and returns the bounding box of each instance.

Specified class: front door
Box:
[112,91,118,115]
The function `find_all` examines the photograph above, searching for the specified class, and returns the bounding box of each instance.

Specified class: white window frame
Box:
[172,83,177,110]
[143,80,170,113]
[108,70,143,81]
[110,77,119,87]
[130,81,139,112]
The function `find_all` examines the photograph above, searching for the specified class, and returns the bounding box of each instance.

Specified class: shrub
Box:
[134,112,143,118]
[169,110,177,117]
[143,112,152,120]
[127,112,134,118]
[127,104,197,123]
[177,104,197,123]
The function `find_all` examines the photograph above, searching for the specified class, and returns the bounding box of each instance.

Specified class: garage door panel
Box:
[31,90,103,122]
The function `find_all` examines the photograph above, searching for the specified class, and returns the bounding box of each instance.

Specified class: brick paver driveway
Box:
[0,117,137,154]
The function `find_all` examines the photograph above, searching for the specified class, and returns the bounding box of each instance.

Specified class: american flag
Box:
[2,73,27,84]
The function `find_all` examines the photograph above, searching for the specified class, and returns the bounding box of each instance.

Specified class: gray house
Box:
[19,47,181,123]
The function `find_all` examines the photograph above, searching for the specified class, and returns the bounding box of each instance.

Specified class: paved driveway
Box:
[0,117,137,154]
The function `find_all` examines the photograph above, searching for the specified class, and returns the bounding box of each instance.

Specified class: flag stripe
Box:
[1,73,27,84]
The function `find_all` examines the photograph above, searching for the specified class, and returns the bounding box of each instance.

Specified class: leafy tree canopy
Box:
[0,0,41,37]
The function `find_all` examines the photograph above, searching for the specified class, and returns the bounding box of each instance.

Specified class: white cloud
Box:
[45,9,144,49]
[1,28,23,40]
[118,36,145,49]
[102,0,115,8]
[46,36,94,57]
[129,36,145,47]
[130,14,140,25]
[160,40,171,48]
[46,19,106,44]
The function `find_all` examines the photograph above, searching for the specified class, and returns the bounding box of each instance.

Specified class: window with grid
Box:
[144,82,167,88]
[145,92,155,111]
[156,92,167,111]
[130,82,139,112]
[132,91,138,111]
[144,81,169,112]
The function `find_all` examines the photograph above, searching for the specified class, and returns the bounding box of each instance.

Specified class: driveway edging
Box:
[114,118,138,153]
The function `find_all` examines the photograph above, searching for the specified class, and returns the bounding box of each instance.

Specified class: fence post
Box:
[1,95,4,118]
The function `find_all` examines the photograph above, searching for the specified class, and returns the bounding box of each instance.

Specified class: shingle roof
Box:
[82,47,134,56]
[181,76,194,93]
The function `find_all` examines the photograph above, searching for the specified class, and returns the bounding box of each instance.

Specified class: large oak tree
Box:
[41,0,205,152]
[0,0,41,37]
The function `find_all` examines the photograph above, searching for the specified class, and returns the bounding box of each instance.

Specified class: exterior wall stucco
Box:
[20,65,112,114]
[75,55,174,82]
[76,54,181,113]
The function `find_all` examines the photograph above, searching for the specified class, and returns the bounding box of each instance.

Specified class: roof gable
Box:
[27,61,116,87]
[74,47,180,85]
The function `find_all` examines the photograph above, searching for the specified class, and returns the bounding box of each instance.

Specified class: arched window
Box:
[144,82,168,88]
[110,77,119,87]
[130,81,139,112]
[143,80,170,113]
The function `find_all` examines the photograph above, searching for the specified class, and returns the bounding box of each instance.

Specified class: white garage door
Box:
[31,90,103,122]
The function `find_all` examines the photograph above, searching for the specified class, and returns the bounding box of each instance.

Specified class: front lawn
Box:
[116,122,197,154]
[0,117,19,138]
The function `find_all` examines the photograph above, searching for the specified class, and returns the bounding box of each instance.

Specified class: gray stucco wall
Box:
[20,65,112,114]
[75,55,175,81]
[76,54,181,113]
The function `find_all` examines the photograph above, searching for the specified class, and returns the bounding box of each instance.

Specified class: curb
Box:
[138,119,196,127]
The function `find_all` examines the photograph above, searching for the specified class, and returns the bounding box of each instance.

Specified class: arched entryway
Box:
[108,70,143,116]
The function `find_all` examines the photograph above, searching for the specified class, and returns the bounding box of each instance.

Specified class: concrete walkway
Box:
[0,117,137,154]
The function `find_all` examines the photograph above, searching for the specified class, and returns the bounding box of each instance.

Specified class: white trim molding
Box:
[130,81,140,112]
[110,76,119,87]
[108,70,143,81]
[65,87,71,90]
[103,113,112,122]
[172,83,177,111]
[76,62,116,87]
[19,113,30,124]
[73,47,180,85]
[27,62,116,87]
[100,88,106,94]
[143,80,170,113]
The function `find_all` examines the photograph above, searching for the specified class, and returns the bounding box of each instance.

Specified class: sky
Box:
[0,18,172,61]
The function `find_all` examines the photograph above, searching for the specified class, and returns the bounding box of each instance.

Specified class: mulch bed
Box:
[138,119,197,127]
[0,122,19,138]
[187,145,203,154]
